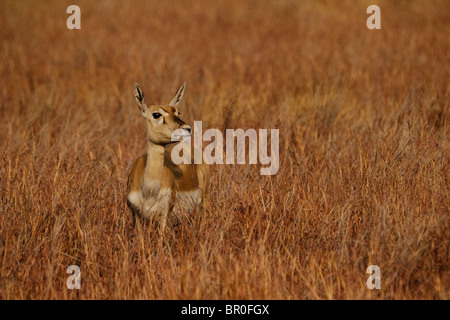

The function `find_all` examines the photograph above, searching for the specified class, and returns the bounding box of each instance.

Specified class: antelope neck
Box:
[144,141,165,184]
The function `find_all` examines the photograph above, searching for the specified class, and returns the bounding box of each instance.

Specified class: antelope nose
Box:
[182,125,191,134]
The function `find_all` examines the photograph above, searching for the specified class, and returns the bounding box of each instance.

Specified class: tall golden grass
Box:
[0,0,448,299]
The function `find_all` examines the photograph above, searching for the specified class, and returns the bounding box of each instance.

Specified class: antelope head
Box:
[134,82,191,145]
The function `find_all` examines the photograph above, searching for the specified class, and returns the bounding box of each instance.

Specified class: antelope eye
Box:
[152,113,162,119]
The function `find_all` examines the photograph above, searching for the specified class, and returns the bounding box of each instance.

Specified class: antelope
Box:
[127,82,210,230]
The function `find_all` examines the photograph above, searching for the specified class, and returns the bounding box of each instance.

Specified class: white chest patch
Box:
[136,187,202,223]
[142,188,172,219]
[142,179,161,197]
[173,189,201,216]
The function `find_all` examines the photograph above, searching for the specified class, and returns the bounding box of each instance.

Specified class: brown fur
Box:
[127,82,210,229]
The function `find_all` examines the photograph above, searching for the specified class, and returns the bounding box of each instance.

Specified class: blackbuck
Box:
[127,82,210,230]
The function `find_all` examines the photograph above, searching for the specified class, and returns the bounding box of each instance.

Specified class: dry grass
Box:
[0,0,449,299]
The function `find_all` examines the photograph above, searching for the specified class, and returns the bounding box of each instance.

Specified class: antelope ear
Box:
[168,81,186,106]
[134,83,147,113]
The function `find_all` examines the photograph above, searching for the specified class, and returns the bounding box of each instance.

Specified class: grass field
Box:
[0,0,448,299]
